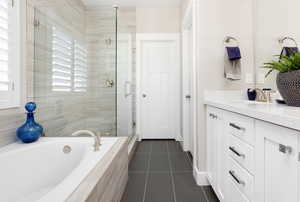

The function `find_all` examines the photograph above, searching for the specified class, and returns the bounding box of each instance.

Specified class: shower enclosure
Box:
[31,2,136,139]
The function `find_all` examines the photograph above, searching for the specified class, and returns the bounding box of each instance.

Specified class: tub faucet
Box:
[71,130,101,151]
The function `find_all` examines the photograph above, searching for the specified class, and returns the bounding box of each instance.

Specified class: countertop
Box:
[205,95,300,131]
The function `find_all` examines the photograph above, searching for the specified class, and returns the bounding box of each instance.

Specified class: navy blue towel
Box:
[226,47,241,60]
[280,47,299,58]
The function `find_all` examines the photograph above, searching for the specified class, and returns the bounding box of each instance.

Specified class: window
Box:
[52,27,88,92]
[52,27,72,92]
[0,0,20,109]
[74,41,87,92]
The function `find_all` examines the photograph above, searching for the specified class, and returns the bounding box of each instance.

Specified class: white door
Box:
[137,34,180,139]
[117,34,133,137]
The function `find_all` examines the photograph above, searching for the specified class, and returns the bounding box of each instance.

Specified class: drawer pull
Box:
[229,146,245,158]
[209,113,217,119]
[279,144,292,154]
[229,123,245,131]
[229,170,245,186]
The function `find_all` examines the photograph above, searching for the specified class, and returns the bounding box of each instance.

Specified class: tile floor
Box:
[121,140,219,202]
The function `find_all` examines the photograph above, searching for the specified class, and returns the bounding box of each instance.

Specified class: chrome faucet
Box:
[71,130,101,151]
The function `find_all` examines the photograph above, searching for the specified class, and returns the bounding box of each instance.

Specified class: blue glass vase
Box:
[17,102,43,143]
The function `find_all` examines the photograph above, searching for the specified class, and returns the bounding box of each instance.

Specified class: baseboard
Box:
[193,166,209,186]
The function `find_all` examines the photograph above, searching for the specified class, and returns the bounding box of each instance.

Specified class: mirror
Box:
[254,0,300,89]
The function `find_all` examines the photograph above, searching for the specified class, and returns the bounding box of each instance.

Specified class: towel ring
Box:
[224,36,239,46]
[278,37,298,47]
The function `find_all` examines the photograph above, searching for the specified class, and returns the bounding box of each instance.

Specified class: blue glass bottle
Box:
[17,102,43,143]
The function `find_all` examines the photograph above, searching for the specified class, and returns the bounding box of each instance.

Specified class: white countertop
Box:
[204,91,300,131]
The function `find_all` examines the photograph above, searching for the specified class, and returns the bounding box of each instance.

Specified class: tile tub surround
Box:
[204,90,300,131]
[121,140,219,202]
[68,137,128,202]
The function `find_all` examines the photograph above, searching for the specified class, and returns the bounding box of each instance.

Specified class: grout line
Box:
[185,151,193,167]
[167,141,177,202]
[201,186,211,202]
[142,141,152,202]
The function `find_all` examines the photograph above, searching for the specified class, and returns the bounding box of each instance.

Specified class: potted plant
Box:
[263,53,300,106]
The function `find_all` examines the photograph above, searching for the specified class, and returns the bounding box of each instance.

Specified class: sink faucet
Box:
[71,130,101,151]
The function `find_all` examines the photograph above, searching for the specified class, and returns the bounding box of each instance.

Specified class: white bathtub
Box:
[0,137,119,202]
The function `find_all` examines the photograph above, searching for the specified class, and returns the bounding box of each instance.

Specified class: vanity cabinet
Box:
[206,105,300,202]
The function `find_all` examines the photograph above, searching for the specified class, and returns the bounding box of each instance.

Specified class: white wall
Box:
[254,0,300,89]
[136,7,181,33]
[185,0,255,172]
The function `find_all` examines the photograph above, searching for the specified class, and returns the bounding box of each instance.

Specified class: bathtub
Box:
[0,137,119,202]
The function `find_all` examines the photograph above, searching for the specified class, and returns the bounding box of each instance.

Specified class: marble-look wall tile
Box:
[0,2,137,147]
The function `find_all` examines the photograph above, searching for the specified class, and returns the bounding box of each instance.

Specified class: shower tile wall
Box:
[0,1,137,146]
[85,6,117,136]
[86,6,137,137]
[117,7,137,137]
[30,0,90,137]
[0,0,87,146]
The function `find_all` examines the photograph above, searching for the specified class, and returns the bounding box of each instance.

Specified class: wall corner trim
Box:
[193,166,209,186]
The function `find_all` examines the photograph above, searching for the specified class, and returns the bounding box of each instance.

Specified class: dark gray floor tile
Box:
[151,141,168,153]
[129,153,149,172]
[121,173,147,202]
[144,173,175,202]
[136,141,152,153]
[149,153,171,172]
[202,186,220,202]
[169,152,192,172]
[168,141,183,153]
[173,173,207,202]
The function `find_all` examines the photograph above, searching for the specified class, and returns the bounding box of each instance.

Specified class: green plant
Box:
[263,53,300,77]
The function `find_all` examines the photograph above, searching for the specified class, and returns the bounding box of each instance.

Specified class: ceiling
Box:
[82,0,182,8]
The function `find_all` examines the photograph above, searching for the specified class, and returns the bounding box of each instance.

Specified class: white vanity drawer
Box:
[228,134,254,174]
[226,112,255,146]
[227,177,250,202]
[228,157,254,201]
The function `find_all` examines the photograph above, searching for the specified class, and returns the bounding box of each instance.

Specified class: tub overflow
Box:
[63,145,72,154]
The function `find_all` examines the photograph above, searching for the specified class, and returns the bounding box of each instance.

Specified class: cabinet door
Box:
[216,113,226,201]
[207,108,218,186]
[255,120,299,202]
[207,107,226,201]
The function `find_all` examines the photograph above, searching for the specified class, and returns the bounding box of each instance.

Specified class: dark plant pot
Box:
[276,70,300,107]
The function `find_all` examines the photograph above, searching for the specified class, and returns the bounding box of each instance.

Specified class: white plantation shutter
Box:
[52,28,88,93]
[0,0,20,109]
[74,41,87,92]
[0,0,9,91]
[52,27,73,92]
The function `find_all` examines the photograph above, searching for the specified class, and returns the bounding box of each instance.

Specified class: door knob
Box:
[142,94,147,98]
